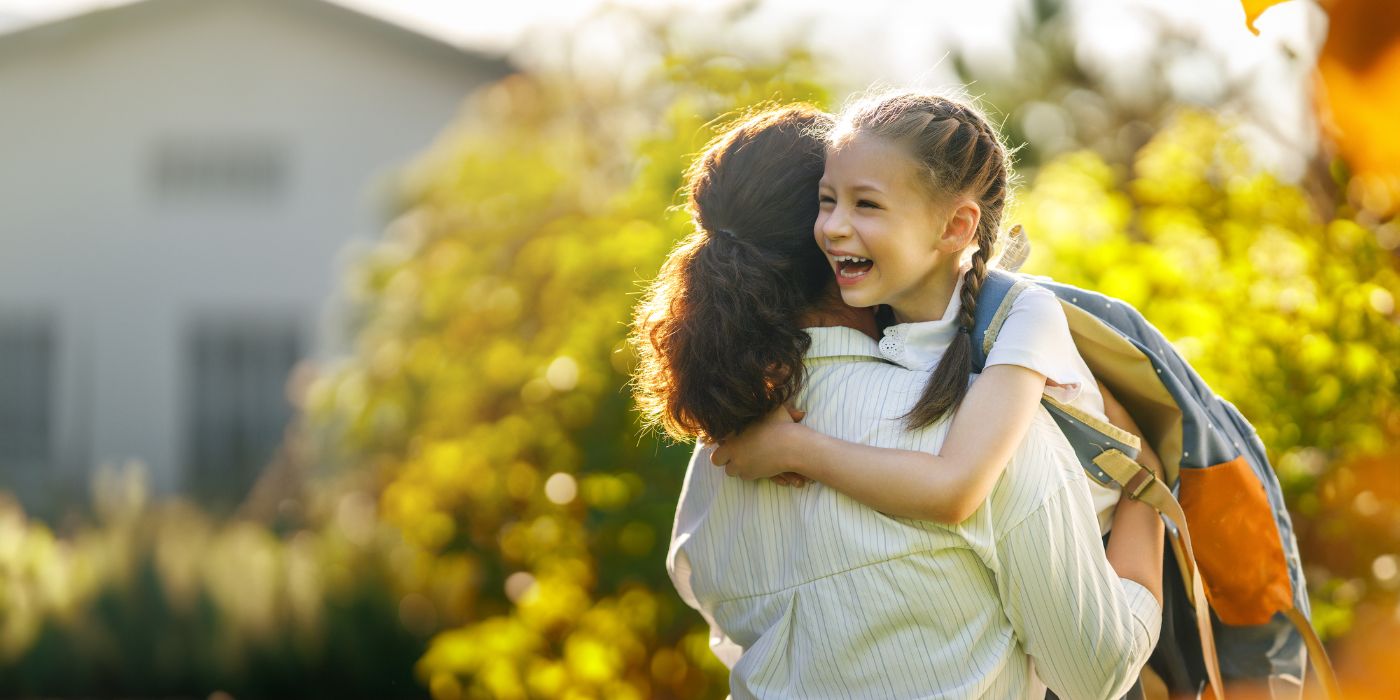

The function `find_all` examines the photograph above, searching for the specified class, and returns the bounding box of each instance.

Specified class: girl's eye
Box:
[856,199,881,209]
[818,194,836,205]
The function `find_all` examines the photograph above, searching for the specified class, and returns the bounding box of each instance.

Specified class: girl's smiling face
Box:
[815,132,978,322]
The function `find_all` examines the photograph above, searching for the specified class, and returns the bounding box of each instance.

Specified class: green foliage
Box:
[307,52,830,699]
[2,11,1395,698]
[0,463,424,698]
[1014,110,1400,637]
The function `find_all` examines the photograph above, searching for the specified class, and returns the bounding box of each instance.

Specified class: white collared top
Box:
[667,326,1161,699]
[878,273,1121,534]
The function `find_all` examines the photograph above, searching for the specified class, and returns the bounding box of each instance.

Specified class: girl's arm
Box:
[712,362,1048,523]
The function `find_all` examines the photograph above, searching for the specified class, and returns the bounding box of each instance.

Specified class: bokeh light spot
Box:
[546,356,579,391]
[544,473,577,505]
[504,571,536,603]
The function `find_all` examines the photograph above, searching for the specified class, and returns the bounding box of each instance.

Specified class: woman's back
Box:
[668,326,1148,699]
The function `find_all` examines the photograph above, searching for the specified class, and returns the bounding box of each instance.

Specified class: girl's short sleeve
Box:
[983,285,1089,405]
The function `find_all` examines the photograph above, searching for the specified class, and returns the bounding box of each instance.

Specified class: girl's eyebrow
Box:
[817,179,886,194]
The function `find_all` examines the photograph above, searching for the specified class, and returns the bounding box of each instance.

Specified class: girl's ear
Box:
[938,199,981,251]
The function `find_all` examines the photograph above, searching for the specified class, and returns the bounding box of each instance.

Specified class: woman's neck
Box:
[800,288,880,341]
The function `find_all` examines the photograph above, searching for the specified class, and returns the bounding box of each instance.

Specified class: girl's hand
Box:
[710,405,810,481]
[771,472,811,488]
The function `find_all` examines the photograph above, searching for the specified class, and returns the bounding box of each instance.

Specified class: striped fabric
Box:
[667,326,1160,699]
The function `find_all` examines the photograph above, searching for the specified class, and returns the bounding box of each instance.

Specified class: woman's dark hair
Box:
[631,104,833,442]
[830,90,1013,430]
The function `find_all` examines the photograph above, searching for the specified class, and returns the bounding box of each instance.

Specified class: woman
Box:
[632,103,1161,699]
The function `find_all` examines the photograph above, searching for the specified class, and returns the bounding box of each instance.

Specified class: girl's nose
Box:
[821,207,853,240]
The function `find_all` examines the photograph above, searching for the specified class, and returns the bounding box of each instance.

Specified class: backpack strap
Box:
[973,270,1228,699]
[970,269,1031,372]
[1096,449,1225,700]
[975,270,1341,698]
[972,271,1147,472]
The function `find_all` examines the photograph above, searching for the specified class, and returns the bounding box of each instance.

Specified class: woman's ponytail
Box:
[632,105,833,442]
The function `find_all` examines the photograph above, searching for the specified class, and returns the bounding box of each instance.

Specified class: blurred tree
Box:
[306,4,1398,696]
[1014,109,1400,643]
[4,2,1395,698]
[0,462,427,698]
[954,0,1339,218]
[307,19,830,698]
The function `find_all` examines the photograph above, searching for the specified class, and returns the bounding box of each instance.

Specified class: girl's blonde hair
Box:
[830,89,1013,429]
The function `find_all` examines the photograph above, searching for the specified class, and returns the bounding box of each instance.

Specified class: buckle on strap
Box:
[1091,448,1157,497]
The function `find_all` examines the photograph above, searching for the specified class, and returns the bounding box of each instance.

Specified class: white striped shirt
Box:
[667,326,1160,699]
[879,273,1122,533]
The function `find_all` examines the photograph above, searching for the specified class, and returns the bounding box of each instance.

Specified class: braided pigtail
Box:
[904,221,996,428]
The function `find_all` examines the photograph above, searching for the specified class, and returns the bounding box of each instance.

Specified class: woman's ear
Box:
[938,199,981,251]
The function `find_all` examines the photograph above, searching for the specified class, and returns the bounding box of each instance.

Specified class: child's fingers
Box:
[773,472,807,488]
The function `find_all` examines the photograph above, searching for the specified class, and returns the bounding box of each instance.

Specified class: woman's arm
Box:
[712,362,1048,523]
[992,421,1162,700]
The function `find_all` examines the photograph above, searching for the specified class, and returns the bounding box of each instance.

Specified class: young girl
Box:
[640,101,1163,699]
[710,91,1164,555]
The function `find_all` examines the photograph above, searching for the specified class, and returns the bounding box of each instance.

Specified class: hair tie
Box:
[716,228,738,241]
[958,326,971,335]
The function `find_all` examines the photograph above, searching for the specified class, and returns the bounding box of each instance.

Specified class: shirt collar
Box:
[803,325,885,360]
[878,274,965,371]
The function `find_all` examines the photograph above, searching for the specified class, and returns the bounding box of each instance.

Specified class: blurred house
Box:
[0,0,511,516]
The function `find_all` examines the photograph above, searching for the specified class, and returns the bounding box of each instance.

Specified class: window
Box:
[182,314,302,502]
[0,315,55,466]
[150,134,288,203]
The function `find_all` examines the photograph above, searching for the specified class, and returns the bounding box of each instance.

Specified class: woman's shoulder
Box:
[984,407,1089,527]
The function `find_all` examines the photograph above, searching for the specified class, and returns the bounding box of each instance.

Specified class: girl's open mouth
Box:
[835,255,873,283]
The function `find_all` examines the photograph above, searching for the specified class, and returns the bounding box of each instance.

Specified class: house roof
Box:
[0,0,515,78]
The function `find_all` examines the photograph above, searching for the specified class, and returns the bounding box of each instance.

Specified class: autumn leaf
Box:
[1241,0,1295,34]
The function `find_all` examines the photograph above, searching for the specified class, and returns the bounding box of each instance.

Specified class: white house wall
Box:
[0,0,507,509]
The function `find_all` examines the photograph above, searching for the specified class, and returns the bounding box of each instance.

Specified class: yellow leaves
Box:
[565,634,623,684]
[1011,151,1131,251]
[420,617,545,682]
[326,60,824,699]
[1341,343,1381,381]
[481,339,533,390]
[1241,0,1295,34]
[1131,110,1236,209]
[526,659,570,698]
[578,474,636,511]
[518,574,592,631]
[1026,108,1400,456]
[418,574,663,697]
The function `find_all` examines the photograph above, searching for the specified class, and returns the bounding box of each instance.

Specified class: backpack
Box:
[969,268,1340,700]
